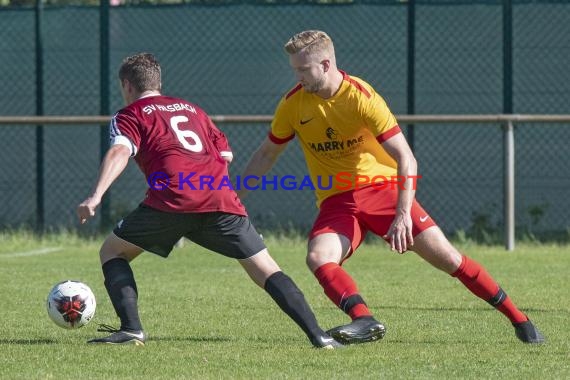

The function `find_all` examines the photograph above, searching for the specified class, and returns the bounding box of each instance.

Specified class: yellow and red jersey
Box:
[270,71,401,207]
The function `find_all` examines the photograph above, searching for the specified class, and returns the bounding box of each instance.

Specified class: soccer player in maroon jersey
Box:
[239,30,544,344]
[77,53,341,348]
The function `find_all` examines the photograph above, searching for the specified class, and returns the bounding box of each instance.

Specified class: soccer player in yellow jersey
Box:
[239,30,544,344]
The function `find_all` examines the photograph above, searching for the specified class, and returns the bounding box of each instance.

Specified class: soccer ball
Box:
[46,280,96,329]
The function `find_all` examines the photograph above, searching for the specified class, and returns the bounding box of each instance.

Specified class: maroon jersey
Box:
[110,95,246,215]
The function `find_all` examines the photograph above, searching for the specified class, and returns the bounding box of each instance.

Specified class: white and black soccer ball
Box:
[46,280,96,329]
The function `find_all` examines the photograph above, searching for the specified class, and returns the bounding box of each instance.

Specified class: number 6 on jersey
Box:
[170,115,203,152]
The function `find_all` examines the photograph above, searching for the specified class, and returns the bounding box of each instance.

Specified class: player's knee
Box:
[99,236,132,265]
[99,248,123,266]
[446,250,463,273]
[436,242,463,274]
[430,249,463,274]
[306,250,330,272]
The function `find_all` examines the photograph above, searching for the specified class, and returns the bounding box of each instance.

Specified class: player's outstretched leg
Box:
[264,271,343,349]
[412,228,545,344]
[314,262,386,345]
[240,247,342,349]
[88,257,145,345]
[451,255,545,344]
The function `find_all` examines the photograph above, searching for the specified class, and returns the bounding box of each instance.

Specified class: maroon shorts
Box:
[309,185,437,256]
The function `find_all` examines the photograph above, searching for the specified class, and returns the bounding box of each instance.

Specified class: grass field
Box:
[0,231,569,379]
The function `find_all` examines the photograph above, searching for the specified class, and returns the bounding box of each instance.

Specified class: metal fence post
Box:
[503,0,513,115]
[504,120,515,251]
[99,0,111,231]
[35,0,44,233]
[503,0,514,250]
[407,0,416,151]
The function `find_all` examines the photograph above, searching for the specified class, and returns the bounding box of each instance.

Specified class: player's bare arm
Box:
[77,144,131,224]
[237,137,288,199]
[380,133,418,253]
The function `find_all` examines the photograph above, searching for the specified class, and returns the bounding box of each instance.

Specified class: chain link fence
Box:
[0,0,568,242]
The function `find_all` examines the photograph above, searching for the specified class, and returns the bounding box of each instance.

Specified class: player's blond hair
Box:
[119,53,161,93]
[284,30,334,57]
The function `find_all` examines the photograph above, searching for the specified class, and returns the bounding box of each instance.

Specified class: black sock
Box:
[102,258,142,332]
[264,271,325,342]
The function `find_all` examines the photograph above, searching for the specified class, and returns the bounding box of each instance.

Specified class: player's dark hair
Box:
[119,53,161,93]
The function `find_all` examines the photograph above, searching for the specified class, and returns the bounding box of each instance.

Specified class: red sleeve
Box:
[376,125,401,144]
[268,131,295,144]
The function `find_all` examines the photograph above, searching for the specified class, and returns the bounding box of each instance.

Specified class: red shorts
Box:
[309,185,437,256]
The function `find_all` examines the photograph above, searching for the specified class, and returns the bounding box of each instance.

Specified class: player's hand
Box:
[77,196,101,224]
[383,210,414,254]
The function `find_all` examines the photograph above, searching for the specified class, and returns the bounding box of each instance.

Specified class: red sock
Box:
[451,255,528,324]
[314,263,372,320]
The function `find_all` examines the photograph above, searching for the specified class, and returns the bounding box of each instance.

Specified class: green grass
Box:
[0,232,569,379]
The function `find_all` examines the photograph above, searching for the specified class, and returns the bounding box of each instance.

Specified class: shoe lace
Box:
[96,323,121,333]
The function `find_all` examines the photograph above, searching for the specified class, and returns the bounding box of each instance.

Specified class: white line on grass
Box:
[0,247,62,258]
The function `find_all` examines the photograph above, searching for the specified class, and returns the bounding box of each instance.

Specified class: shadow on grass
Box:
[0,337,234,345]
[386,338,514,345]
[373,305,567,313]
[0,338,57,345]
[148,336,232,343]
